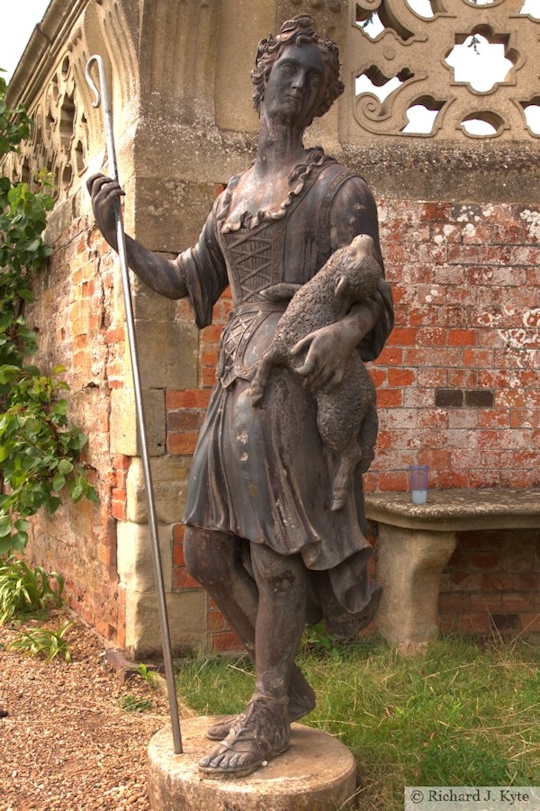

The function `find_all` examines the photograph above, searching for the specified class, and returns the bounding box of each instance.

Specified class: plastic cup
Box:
[409,465,429,504]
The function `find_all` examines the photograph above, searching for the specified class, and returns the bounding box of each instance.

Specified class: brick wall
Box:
[366,200,540,493]
[440,529,540,639]
[25,210,126,643]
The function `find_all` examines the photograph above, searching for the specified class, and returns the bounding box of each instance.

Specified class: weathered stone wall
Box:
[4,0,540,654]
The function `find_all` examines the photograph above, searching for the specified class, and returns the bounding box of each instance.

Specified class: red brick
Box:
[519,612,540,632]
[173,543,186,567]
[378,470,408,491]
[166,389,212,409]
[470,552,499,570]
[387,368,416,387]
[168,432,199,455]
[167,411,200,433]
[421,202,451,221]
[469,592,503,612]
[173,524,185,542]
[201,367,217,387]
[387,327,417,346]
[439,593,471,614]
[376,389,403,408]
[431,469,469,489]
[201,345,219,366]
[455,613,491,634]
[210,632,243,653]
[448,329,476,347]
[113,454,131,471]
[201,326,223,345]
[512,573,540,592]
[416,327,448,346]
[173,568,200,590]
[207,610,227,632]
[105,327,125,344]
[502,593,536,612]
[450,572,482,592]
[369,368,387,387]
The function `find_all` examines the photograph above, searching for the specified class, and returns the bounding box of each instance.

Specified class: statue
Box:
[88,15,394,778]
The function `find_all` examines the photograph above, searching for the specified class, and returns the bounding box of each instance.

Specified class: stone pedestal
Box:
[147,716,358,811]
[376,524,457,654]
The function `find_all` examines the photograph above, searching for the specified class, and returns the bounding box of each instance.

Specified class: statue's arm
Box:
[292,177,393,391]
[87,174,228,324]
[329,176,394,361]
[87,174,191,299]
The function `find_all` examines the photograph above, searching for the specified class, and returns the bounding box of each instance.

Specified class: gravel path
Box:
[0,613,183,811]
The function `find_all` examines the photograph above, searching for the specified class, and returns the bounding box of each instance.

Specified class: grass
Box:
[0,555,64,624]
[175,634,540,810]
[7,618,73,662]
[119,693,153,713]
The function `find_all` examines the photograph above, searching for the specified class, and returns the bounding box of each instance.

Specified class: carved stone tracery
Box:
[5,0,140,204]
[344,0,540,140]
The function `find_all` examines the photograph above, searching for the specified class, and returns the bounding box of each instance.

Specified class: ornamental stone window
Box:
[343,0,539,140]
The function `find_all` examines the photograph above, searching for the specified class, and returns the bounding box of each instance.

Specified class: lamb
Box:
[249,233,381,511]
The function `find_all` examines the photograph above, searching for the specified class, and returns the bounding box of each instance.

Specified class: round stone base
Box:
[147,716,357,811]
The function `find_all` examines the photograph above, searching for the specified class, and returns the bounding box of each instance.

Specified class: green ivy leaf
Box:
[0,515,12,537]
[57,459,74,475]
[52,473,65,492]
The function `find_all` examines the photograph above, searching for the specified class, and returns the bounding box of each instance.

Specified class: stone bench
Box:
[364,488,540,654]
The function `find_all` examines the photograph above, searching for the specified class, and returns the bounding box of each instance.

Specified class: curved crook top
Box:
[84,54,117,180]
[85,54,111,114]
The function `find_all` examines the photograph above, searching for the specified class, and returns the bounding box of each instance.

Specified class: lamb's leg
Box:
[331,400,378,505]
[357,404,378,474]
[315,387,363,510]
[330,444,362,511]
[330,404,378,506]
[249,356,275,407]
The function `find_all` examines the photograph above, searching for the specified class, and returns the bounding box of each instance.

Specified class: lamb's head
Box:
[333,234,380,303]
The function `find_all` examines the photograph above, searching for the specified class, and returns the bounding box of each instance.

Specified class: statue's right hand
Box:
[86,173,124,248]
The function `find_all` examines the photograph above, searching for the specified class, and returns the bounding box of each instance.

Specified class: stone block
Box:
[124,589,207,659]
[110,387,166,456]
[132,280,178,322]
[133,177,221,254]
[135,318,198,390]
[126,455,191,524]
[117,520,173,594]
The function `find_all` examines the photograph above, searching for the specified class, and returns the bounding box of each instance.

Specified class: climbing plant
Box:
[0,73,98,555]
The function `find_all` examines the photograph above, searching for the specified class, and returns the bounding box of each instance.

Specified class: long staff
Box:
[85,55,182,754]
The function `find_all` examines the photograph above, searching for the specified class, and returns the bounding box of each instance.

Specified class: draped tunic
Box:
[175,150,394,620]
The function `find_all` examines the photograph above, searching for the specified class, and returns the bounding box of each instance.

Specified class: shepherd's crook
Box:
[85,55,182,754]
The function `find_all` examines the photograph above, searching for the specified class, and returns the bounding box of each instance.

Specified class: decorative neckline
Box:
[219,147,333,233]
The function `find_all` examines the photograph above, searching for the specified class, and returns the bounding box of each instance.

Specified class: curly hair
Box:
[251,15,344,124]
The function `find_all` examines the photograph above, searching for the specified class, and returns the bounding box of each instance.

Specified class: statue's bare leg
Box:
[184,527,315,740]
[187,534,309,776]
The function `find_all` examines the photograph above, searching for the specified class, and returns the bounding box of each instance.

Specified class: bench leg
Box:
[376,525,456,655]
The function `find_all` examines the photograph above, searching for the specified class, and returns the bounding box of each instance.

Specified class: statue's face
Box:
[262,42,326,128]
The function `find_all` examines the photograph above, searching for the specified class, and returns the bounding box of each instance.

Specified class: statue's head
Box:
[251,15,344,125]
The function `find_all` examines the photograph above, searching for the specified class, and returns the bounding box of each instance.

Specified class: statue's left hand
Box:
[291,321,356,393]
[291,296,383,391]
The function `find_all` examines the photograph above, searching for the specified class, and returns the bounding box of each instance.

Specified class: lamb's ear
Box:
[335,275,349,298]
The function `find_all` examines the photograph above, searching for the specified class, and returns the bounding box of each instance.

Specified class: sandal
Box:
[206,673,315,741]
[199,693,290,778]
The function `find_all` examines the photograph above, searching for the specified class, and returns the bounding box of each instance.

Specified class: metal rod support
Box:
[85,54,183,754]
